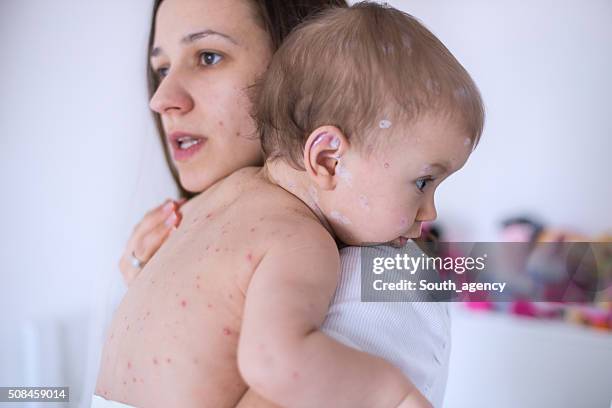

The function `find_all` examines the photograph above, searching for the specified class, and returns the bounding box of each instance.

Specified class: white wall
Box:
[0,1,176,406]
[1,1,611,407]
[389,0,612,241]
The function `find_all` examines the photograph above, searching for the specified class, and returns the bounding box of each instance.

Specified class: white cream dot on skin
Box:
[382,44,394,55]
[463,137,471,147]
[402,34,413,54]
[358,195,370,210]
[336,162,353,186]
[330,137,340,149]
[308,186,319,204]
[379,119,392,129]
[454,87,468,99]
[330,210,351,225]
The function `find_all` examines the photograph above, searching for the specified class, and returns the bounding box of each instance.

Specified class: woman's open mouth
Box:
[169,132,206,162]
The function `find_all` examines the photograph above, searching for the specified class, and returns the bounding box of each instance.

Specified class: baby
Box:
[96,3,483,408]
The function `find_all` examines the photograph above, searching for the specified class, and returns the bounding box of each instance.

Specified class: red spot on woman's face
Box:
[207,303,213,309]
[250,227,256,232]
[292,371,300,380]
[246,252,253,261]
[206,213,213,219]
[181,300,187,307]
[153,358,159,365]
[384,162,390,169]
[166,357,172,364]
[127,361,132,369]
[222,327,231,336]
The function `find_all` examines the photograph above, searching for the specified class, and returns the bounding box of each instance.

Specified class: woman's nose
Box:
[149,72,194,115]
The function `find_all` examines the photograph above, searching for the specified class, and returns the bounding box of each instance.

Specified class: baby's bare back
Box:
[96,167,315,408]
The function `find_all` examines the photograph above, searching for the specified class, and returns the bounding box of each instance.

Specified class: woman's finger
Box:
[134,211,178,263]
[132,200,176,238]
[120,199,179,285]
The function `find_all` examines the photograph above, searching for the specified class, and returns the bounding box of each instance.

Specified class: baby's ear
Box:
[303,126,348,191]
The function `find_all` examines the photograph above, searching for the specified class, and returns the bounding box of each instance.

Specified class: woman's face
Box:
[149,0,273,192]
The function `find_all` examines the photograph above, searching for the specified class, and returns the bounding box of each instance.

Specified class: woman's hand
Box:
[119,198,186,286]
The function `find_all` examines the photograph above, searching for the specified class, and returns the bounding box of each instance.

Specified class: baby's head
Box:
[255,2,485,246]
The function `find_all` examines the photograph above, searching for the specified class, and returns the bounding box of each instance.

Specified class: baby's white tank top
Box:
[321,243,451,408]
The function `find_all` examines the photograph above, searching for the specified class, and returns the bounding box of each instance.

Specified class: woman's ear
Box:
[303,125,349,191]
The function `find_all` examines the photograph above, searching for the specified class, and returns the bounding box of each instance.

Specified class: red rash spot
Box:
[166,358,172,364]
[196,284,200,289]
[205,245,210,251]
[132,377,137,383]
[292,371,300,380]
[219,120,224,126]
[153,358,159,365]
[207,303,213,309]
[123,381,127,385]
[215,248,220,252]
[127,361,132,369]
[181,300,187,308]
[250,227,256,232]
[223,328,231,336]
[384,162,390,169]
[206,213,213,219]
[246,253,253,261]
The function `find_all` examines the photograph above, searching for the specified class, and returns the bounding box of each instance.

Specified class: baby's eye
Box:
[415,178,433,192]
[199,51,223,66]
[155,67,169,79]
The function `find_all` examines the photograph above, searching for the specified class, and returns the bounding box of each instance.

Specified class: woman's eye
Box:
[200,52,223,66]
[415,178,433,192]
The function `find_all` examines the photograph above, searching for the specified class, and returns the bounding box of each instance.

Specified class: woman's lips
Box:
[168,132,206,162]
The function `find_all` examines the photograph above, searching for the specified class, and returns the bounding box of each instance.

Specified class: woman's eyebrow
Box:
[151,29,239,57]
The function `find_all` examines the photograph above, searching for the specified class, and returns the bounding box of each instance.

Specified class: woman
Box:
[115,0,450,406]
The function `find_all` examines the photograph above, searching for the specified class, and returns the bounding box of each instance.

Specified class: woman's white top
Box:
[322,243,451,408]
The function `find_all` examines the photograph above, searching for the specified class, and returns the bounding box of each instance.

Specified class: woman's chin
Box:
[179,172,217,194]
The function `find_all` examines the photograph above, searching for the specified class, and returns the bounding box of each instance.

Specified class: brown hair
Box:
[146,0,348,198]
[255,2,485,169]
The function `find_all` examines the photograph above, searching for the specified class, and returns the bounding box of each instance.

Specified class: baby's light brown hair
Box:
[255,1,485,169]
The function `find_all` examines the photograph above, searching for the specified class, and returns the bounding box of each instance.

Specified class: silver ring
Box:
[130,251,145,269]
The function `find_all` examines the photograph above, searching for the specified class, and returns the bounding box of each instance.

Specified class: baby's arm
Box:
[238,222,427,408]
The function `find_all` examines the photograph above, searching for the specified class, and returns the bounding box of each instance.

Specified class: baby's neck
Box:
[261,160,335,237]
